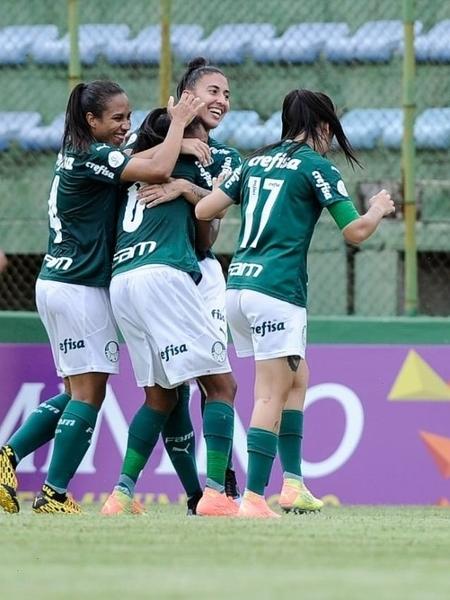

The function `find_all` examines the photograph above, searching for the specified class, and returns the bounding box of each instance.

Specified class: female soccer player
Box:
[0,80,203,514]
[196,89,395,518]
[135,58,243,510]
[101,103,239,519]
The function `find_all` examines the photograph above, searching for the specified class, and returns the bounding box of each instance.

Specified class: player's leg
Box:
[278,360,324,513]
[197,256,239,497]
[195,372,238,516]
[238,357,293,519]
[161,383,203,515]
[102,385,177,515]
[0,378,71,514]
[31,281,119,514]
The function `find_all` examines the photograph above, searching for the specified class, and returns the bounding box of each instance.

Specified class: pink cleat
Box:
[238,490,281,519]
[196,487,239,517]
[101,489,146,516]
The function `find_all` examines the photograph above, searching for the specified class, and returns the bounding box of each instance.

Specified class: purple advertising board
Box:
[1,343,449,506]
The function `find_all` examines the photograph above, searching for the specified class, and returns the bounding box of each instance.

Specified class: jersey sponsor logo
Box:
[211,340,227,364]
[59,338,85,354]
[218,156,234,179]
[228,261,263,278]
[108,151,126,168]
[160,344,188,362]
[113,240,157,265]
[85,161,115,179]
[56,153,75,171]
[104,340,119,363]
[247,151,301,173]
[251,320,286,337]
[211,308,226,322]
[312,170,332,200]
[224,166,242,189]
[43,253,73,271]
[195,162,213,188]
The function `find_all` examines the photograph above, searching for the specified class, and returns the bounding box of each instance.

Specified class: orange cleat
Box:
[238,490,281,519]
[196,487,239,517]
[101,489,146,516]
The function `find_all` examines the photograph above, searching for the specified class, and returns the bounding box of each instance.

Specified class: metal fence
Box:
[0,0,449,315]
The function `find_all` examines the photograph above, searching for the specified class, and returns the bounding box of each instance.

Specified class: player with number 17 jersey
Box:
[224,141,354,308]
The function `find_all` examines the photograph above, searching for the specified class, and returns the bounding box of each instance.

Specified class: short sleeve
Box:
[307,158,352,208]
[84,143,130,184]
[219,165,242,204]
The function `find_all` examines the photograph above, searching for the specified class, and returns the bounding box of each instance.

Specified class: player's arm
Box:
[120,93,204,184]
[138,178,210,209]
[195,188,234,221]
[131,138,211,165]
[195,219,221,252]
[328,190,395,244]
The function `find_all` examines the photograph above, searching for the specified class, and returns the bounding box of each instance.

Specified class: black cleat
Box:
[186,490,203,516]
[32,484,81,514]
[225,468,241,500]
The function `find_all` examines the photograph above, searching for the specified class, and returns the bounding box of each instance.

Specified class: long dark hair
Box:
[176,56,226,99]
[257,89,361,168]
[62,80,126,153]
[133,108,171,153]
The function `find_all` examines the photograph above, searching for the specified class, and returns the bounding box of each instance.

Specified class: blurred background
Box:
[0,0,449,317]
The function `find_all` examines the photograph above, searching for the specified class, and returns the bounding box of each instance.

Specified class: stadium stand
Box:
[173,23,277,64]
[251,23,350,63]
[0,111,42,151]
[324,20,422,62]
[341,109,403,150]
[382,107,450,150]
[104,24,204,65]
[0,25,59,65]
[31,24,131,65]
[414,19,450,62]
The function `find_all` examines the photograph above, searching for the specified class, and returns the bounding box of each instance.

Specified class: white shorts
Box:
[198,257,227,344]
[110,265,231,388]
[226,288,307,360]
[35,278,120,377]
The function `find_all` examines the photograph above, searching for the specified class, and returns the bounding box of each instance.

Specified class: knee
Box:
[207,375,237,404]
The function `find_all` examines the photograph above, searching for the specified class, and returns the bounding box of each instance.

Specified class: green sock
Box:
[278,410,303,478]
[247,427,278,495]
[117,404,168,495]
[46,400,98,492]
[203,401,234,491]
[162,384,201,498]
[8,393,71,462]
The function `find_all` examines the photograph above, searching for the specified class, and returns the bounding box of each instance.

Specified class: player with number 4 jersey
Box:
[196,89,395,518]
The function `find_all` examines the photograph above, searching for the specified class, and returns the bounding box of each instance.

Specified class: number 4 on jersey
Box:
[240,176,284,249]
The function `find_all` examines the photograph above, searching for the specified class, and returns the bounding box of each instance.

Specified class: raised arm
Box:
[195,188,234,221]
[120,92,204,184]
[340,190,395,244]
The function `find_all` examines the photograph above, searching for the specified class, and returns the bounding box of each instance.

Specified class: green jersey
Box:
[39,143,130,287]
[112,156,201,282]
[193,137,241,260]
[221,141,352,307]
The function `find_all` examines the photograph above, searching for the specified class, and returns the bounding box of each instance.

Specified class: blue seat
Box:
[0,25,59,65]
[325,20,422,63]
[18,113,65,152]
[414,20,450,62]
[0,111,42,150]
[415,108,450,149]
[341,109,402,149]
[174,23,276,64]
[31,24,130,65]
[105,24,204,65]
[251,22,349,64]
[130,110,149,131]
[212,110,261,145]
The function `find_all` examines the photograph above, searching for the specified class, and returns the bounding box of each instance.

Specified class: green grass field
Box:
[1,504,449,599]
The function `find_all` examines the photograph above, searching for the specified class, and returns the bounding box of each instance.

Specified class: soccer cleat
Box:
[238,490,280,519]
[224,468,241,501]
[32,485,82,514]
[101,489,146,516]
[196,487,239,517]
[278,478,324,513]
[186,490,203,516]
[0,446,19,513]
